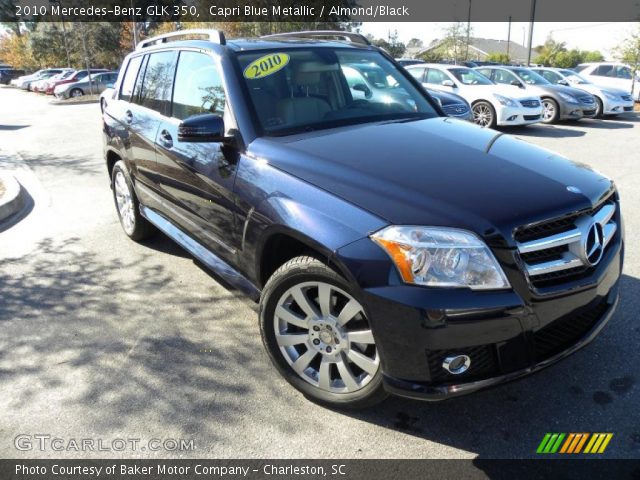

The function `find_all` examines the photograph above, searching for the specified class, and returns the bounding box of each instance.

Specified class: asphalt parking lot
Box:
[1,86,639,459]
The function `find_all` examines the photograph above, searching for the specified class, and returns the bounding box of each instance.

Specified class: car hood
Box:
[249,118,612,246]
[529,83,592,99]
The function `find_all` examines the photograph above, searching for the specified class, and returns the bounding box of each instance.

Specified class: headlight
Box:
[370,226,510,290]
[558,92,579,104]
[603,91,619,101]
[493,94,518,107]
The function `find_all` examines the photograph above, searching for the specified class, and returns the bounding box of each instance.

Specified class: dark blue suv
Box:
[103,30,623,408]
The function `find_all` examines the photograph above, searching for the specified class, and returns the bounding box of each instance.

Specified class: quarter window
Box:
[138,51,178,116]
[172,51,226,120]
[120,56,143,102]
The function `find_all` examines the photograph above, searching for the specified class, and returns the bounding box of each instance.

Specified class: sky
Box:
[358,22,638,59]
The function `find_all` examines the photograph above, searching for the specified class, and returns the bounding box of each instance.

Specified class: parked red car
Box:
[46,68,108,94]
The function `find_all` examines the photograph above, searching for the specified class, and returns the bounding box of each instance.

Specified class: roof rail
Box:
[137,29,226,50]
[260,30,370,46]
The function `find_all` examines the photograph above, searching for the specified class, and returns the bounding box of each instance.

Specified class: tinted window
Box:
[408,67,426,81]
[573,65,588,73]
[450,68,493,85]
[540,70,562,83]
[594,65,613,76]
[138,51,177,116]
[615,66,632,79]
[426,68,449,85]
[120,56,143,102]
[172,51,225,120]
[493,69,518,84]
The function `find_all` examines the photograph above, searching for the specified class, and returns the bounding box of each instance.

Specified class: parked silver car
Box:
[475,66,598,123]
[532,67,635,117]
[54,71,118,99]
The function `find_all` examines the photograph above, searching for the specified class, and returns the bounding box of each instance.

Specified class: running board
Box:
[140,206,260,301]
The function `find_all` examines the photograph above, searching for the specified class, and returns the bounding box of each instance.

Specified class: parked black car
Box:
[102,30,622,408]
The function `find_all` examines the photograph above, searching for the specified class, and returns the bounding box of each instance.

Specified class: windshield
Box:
[513,68,550,85]
[237,48,437,135]
[559,70,590,84]
[448,68,493,85]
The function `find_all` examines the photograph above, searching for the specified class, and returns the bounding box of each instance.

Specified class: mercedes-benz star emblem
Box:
[584,222,604,266]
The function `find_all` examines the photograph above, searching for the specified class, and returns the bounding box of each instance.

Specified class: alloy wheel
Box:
[542,100,556,122]
[472,103,493,127]
[114,171,135,235]
[273,281,379,394]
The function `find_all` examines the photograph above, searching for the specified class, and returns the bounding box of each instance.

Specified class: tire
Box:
[541,97,560,123]
[594,97,604,118]
[260,256,387,409]
[111,160,155,241]
[70,88,83,98]
[471,101,496,128]
[100,98,106,113]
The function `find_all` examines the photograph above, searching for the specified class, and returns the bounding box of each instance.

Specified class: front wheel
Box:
[472,101,496,128]
[70,88,83,98]
[260,256,387,409]
[594,96,604,118]
[541,98,560,123]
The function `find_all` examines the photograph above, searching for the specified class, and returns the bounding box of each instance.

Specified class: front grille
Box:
[427,345,497,383]
[514,194,617,288]
[533,298,609,362]
[524,114,541,121]
[442,104,469,116]
[520,99,540,108]
[582,109,596,116]
[579,96,595,105]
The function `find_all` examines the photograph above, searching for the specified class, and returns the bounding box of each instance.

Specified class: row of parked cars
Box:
[387,61,637,128]
[8,67,118,99]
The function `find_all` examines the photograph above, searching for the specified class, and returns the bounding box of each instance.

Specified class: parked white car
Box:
[574,63,640,101]
[532,67,635,117]
[11,68,65,90]
[407,64,543,127]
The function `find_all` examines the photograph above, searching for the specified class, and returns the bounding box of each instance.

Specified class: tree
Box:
[369,30,406,57]
[407,38,423,49]
[486,52,510,64]
[438,22,473,63]
[615,24,640,98]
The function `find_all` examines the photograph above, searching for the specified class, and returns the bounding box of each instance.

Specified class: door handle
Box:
[124,110,133,124]
[159,129,173,148]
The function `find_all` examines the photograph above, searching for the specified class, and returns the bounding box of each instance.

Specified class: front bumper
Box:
[559,100,597,119]
[336,227,623,401]
[602,97,635,115]
[496,105,542,126]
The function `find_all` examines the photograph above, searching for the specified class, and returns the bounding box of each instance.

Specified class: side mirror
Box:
[558,79,569,86]
[352,83,372,99]
[510,79,524,88]
[178,113,225,143]
[105,82,114,88]
[442,79,455,87]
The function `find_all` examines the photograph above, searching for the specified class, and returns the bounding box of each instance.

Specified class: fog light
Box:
[507,115,517,121]
[442,355,471,374]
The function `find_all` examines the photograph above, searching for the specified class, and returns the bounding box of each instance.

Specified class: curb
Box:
[0,173,26,225]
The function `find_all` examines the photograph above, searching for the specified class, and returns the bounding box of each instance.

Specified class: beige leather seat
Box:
[277,70,331,125]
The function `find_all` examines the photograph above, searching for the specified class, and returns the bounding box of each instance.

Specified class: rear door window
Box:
[120,56,143,102]
[138,50,178,116]
[408,67,426,82]
[425,68,449,85]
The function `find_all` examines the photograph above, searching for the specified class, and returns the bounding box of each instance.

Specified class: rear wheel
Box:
[472,101,496,128]
[541,98,559,123]
[111,161,155,241]
[70,88,83,98]
[260,256,387,409]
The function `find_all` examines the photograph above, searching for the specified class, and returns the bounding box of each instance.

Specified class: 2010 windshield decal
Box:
[243,53,290,79]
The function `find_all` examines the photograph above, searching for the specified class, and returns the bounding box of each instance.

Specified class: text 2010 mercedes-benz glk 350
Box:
[102,30,623,408]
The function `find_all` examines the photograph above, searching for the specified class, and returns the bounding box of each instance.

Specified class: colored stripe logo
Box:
[537,433,613,454]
